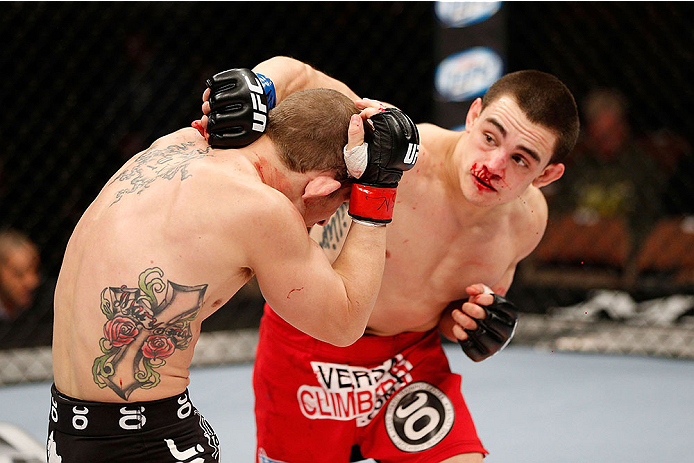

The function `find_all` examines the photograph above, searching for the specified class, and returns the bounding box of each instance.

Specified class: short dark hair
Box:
[266,89,359,181]
[482,70,579,164]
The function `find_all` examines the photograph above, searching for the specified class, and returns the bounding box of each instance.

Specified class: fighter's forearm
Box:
[329,221,387,340]
[252,56,360,104]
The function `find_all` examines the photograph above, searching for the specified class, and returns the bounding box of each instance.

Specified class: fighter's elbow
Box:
[323,327,364,348]
[319,311,366,347]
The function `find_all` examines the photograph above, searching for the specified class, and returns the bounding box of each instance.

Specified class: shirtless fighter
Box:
[198,56,579,462]
[49,82,418,462]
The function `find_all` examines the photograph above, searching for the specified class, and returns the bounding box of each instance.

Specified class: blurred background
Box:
[0,1,693,385]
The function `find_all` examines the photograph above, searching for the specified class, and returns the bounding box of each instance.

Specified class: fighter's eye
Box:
[512,154,528,167]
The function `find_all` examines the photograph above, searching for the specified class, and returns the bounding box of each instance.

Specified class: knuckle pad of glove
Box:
[207,69,242,90]
[207,68,258,111]
[208,92,232,111]
[489,295,519,327]
[204,68,267,148]
[209,85,249,110]
[459,295,519,362]
[459,333,489,363]
[208,77,242,110]
[362,109,419,185]
[207,113,257,148]
[375,110,418,165]
[208,107,253,131]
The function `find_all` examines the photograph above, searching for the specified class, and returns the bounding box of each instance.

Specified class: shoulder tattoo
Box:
[108,141,212,205]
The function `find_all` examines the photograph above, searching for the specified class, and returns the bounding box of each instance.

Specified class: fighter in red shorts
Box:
[197,56,579,462]
[255,304,487,462]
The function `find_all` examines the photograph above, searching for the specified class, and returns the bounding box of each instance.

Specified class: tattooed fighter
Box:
[49,82,419,462]
[198,57,579,462]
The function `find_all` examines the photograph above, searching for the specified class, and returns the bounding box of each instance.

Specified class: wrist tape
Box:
[349,183,397,223]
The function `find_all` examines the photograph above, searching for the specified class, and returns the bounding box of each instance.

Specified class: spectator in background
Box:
[0,229,40,321]
[0,229,56,350]
[537,88,670,275]
[551,88,666,237]
[638,123,694,285]
[543,88,692,320]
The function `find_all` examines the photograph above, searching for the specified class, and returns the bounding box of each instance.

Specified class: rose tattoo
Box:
[91,268,207,399]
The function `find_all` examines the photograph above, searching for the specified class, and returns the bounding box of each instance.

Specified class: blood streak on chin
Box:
[287,287,304,299]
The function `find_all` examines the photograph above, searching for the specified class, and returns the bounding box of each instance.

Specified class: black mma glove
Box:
[205,68,277,148]
[457,293,519,362]
[348,108,419,224]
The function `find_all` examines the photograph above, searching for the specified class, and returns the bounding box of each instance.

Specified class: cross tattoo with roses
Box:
[92,267,207,400]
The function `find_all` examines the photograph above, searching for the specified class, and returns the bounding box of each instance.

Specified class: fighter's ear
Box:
[532,162,565,188]
[464,98,483,132]
[303,175,342,199]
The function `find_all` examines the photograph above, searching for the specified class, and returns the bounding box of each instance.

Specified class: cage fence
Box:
[0,2,693,386]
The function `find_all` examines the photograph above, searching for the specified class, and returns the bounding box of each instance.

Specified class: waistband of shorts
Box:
[262,303,436,362]
[49,384,198,436]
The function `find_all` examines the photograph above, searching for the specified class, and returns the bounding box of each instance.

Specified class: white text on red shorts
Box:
[297,354,413,427]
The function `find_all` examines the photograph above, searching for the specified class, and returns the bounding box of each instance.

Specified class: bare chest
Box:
[386,209,514,301]
[368,199,518,333]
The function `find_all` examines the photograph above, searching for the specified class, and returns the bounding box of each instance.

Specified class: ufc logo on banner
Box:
[404,143,419,165]
[244,75,268,133]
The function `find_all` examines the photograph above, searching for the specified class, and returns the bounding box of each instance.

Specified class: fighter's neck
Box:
[240,138,305,200]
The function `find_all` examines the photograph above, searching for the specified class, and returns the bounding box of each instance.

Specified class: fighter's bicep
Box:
[249,205,346,319]
[252,57,321,104]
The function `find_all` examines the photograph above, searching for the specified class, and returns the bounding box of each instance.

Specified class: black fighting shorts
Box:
[47,384,220,462]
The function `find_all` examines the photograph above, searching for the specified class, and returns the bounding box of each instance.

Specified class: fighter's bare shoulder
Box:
[213,173,300,228]
[225,179,309,250]
[417,123,461,148]
[139,131,309,255]
[144,127,210,154]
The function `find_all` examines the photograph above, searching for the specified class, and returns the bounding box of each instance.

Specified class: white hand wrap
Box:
[343,143,369,179]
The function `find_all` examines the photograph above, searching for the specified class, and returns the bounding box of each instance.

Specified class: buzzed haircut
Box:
[482,70,580,164]
[266,88,359,181]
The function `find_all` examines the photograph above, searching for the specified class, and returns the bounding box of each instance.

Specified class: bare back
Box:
[313,124,548,335]
[54,128,276,402]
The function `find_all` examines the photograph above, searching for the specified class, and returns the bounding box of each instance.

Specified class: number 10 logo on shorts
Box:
[384,381,455,453]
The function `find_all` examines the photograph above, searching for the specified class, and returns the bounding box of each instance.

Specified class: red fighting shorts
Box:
[254,304,488,463]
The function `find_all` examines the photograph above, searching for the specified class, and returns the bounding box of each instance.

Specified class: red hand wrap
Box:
[348,184,397,223]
